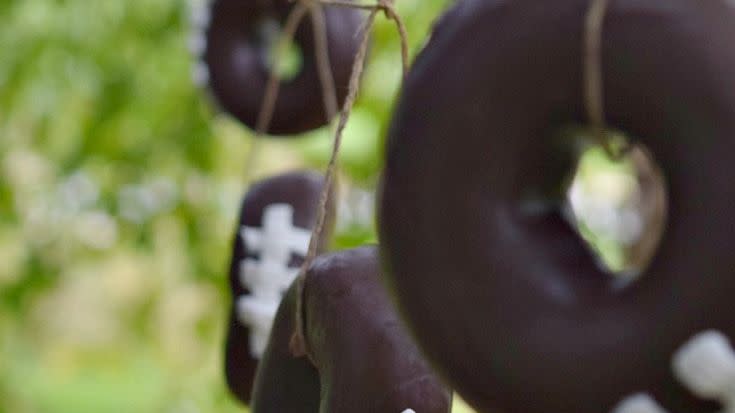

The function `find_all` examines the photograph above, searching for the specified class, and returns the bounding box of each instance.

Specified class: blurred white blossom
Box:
[336,185,375,231]
[3,148,54,190]
[118,177,179,223]
[57,172,99,214]
[73,211,118,250]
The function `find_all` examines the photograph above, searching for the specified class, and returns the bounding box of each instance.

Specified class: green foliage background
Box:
[0,0,482,412]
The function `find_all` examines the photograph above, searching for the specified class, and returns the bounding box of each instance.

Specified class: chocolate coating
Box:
[203,0,364,135]
[224,171,335,404]
[304,247,451,412]
[251,246,452,413]
[379,1,735,412]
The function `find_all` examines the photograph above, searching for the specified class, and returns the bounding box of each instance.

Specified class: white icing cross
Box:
[236,204,312,358]
[613,330,735,413]
[401,410,416,413]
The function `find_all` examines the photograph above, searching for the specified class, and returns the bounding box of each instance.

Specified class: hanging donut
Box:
[251,246,452,413]
[191,0,364,135]
[224,171,335,404]
[378,0,735,412]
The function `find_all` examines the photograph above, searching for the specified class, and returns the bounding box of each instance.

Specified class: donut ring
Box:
[252,246,451,412]
[194,0,364,135]
[378,1,735,412]
[224,171,335,404]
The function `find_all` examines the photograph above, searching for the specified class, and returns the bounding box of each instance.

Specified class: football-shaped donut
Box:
[192,0,364,135]
[224,171,335,404]
[251,246,452,413]
[379,0,735,412]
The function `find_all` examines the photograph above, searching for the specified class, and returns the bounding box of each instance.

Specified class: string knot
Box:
[377,0,397,19]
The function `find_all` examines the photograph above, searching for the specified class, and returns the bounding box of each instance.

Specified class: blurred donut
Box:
[224,170,335,404]
[191,0,364,135]
[251,246,451,412]
[379,0,735,412]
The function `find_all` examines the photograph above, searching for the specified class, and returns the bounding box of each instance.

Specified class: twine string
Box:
[318,0,409,78]
[239,0,408,356]
[290,6,382,357]
[584,0,629,160]
[307,0,340,122]
[244,2,310,180]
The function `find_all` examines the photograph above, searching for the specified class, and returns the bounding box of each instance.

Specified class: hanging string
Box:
[286,2,339,359]
[317,0,410,79]
[307,1,340,123]
[243,2,311,180]
[290,0,408,357]
[232,0,407,355]
[243,0,410,179]
[584,0,629,160]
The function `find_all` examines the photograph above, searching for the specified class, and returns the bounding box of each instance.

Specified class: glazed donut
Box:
[224,171,335,404]
[378,1,735,412]
[193,0,364,135]
[251,246,452,413]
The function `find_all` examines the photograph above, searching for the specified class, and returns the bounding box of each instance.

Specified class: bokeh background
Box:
[0,0,483,412]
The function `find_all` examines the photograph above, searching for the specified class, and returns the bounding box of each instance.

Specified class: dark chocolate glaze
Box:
[251,246,452,413]
[224,171,335,404]
[378,1,735,412]
[204,0,364,135]
[304,247,452,412]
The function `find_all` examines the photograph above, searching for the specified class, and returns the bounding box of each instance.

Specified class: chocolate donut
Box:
[194,0,364,135]
[251,246,452,413]
[224,171,335,404]
[378,1,735,412]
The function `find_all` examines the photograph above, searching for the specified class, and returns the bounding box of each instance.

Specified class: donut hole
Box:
[564,127,668,281]
[257,19,304,81]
